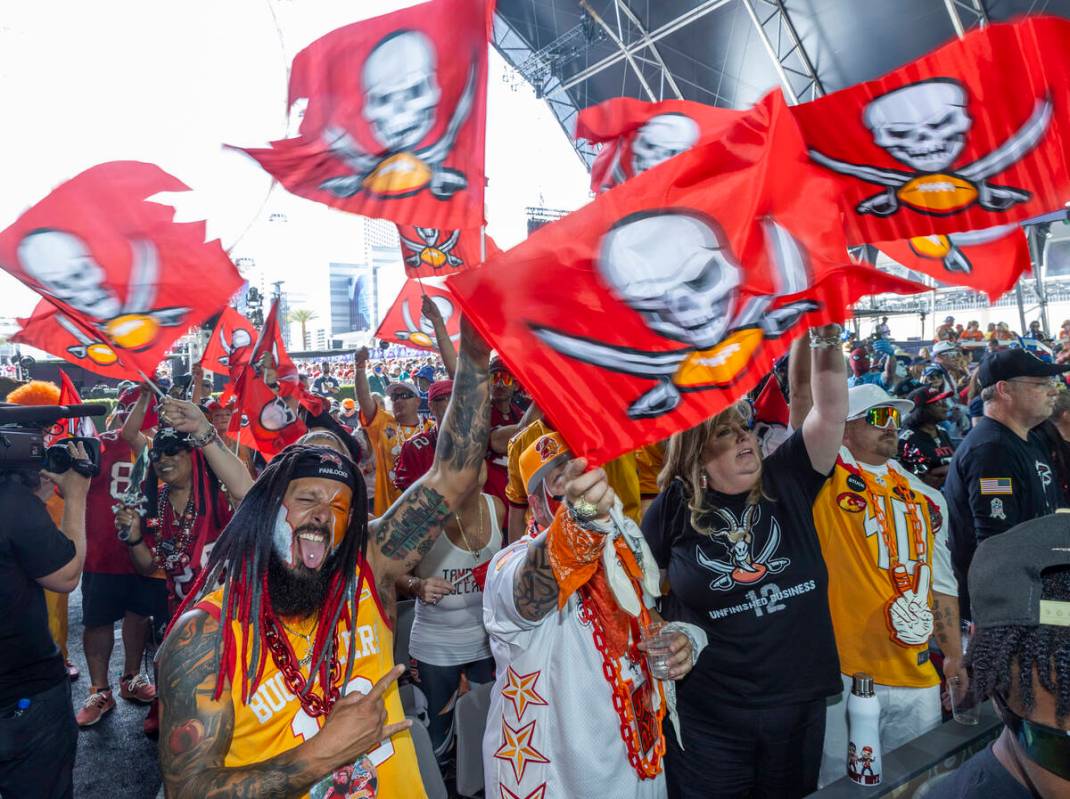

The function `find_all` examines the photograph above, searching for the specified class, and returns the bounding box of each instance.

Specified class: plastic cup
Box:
[951,620,980,726]
[642,623,673,680]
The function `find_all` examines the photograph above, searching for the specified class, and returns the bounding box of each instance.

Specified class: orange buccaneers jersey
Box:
[196,565,426,799]
[812,450,943,688]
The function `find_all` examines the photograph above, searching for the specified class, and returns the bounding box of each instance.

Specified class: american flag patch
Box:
[979,478,1013,495]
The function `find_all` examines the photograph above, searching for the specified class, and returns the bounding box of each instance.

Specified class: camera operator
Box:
[0,439,91,799]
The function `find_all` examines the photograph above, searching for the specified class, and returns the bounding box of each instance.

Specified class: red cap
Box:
[428,380,453,402]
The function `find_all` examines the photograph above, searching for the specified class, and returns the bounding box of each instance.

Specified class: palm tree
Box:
[287,308,318,350]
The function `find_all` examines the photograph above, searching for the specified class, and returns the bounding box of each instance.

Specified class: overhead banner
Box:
[234,0,493,230]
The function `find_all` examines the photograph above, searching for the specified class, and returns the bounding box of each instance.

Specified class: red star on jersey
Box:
[500,785,547,799]
[493,718,550,783]
[500,667,548,721]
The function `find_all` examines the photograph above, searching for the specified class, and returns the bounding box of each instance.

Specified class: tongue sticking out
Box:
[297,536,328,570]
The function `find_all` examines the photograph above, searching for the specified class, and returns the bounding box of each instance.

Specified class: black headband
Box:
[290,447,357,486]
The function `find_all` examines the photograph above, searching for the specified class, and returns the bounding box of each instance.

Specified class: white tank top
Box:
[409,494,502,666]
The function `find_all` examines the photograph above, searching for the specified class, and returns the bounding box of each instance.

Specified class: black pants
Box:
[414,657,495,762]
[0,679,77,799]
[666,697,825,799]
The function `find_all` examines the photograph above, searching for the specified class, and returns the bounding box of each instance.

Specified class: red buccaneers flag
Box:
[375,279,460,351]
[397,226,499,278]
[876,224,1029,300]
[12,299,141,381]
[0,161,243,378]
[448,91,924,465]
[248,299,293,375]
[228,365,306,458]
[57,370,97,438]
[577,98,741,193]
[792,16,1070,244]
[233,0,493,230]
[201,306,256,373]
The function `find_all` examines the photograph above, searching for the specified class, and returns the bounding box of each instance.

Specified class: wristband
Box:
[190,426,220,449]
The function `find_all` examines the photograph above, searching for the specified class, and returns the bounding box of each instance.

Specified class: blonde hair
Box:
[658,401,766,536]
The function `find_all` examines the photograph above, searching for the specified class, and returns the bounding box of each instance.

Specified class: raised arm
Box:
[159,397,254,502]
[422,295,457,379]
[801,324,848,474]
[353,347,378,423]
[158,610,408,799]
[787,336,812,431]
[368,317,491,581]
[190,364,206,406]
[120,387,153,453]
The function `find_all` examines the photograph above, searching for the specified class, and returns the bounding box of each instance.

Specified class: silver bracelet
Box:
[190,426,220,449]
[809,325,843,350]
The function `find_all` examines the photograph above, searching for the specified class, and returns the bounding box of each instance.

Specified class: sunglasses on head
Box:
[492,372,515,386]
[995,692,1070,780]
[391,391,417,401]
[150,440,191,461]
[864,406,901,430]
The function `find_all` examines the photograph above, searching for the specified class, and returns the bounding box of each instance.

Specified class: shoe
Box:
[66,661,80,682]
[76,689,115,727]
[143,699,160,739]
[119,673,156,704]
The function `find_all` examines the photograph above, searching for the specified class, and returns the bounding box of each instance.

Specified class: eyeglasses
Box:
[390,391,417,401]
[492,372,514,387]
[864,406,901,430]
[149,441,191,461]
[994,692,1070,780]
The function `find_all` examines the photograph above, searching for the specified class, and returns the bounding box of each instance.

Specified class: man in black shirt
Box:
[311,360,340,398]
[898,386,955,489]
[0,443,91,799]
[943,349,1068,620]
[929,515,1070,799]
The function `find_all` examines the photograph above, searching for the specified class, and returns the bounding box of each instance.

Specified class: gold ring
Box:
[571,498,600,520]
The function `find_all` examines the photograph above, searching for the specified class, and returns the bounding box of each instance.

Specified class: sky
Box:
[0,0,592,335]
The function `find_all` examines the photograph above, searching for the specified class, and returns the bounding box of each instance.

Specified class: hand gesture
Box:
[159,397,211,437]
[415,576,454,605]
[355,347,370,369]
[563,458,615,523]
[41,440,92,498]
[888,563,933,646]
[191,364,204,381]
[421,295,442,322]
[311,665,412,770]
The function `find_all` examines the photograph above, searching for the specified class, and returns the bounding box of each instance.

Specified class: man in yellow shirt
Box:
[812,385,964,787]
[156,320,493,798]
[354,348,435,517]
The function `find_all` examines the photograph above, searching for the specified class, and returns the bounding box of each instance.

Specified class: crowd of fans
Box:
[2,314,1069,799]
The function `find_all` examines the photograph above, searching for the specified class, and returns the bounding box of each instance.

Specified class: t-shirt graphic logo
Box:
[1036,460,1053,489]
[695,505,790,591]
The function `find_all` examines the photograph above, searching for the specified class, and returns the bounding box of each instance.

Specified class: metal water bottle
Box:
[846,672,882,786]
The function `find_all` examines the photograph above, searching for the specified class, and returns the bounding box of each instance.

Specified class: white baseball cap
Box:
[846,384,914,421]
[932,340,962,355]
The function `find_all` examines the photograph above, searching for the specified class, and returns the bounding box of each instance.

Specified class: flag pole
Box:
[136,369,166,399]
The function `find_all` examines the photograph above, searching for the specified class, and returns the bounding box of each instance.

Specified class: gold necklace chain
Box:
[278,618,318,668]
[454,496,486,561]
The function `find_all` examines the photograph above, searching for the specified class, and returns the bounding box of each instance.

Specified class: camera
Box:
[0,403,105,476]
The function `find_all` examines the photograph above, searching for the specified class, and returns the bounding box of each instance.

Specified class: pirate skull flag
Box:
[201,306,256,373]
[876,224,1029,301]
[227,363,307,459]
[12,299,140,381]
[792,16,1070,244]
[577,97,742,193]
[448,91,925,465]
[233,0,493,230]
[396,225,499,278]
[0,161,243,378]
[375,278,460,351]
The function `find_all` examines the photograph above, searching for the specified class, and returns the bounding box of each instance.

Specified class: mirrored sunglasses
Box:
[492,372,515,386]
[865,406,901,430]
[390,391,417,401]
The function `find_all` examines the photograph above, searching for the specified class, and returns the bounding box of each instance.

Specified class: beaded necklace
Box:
[147,486,198,574]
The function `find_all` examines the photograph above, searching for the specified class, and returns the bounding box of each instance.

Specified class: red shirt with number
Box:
[83,432,137,575]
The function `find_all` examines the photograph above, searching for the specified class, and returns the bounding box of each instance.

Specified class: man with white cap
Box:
[813,384,962,787]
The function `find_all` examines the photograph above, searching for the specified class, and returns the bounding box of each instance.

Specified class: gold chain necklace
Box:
[454,496,486,561]
[278,618,318,668]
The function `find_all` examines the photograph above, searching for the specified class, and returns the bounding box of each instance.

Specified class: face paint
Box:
[278,478,354,572]
[272,505,296,567]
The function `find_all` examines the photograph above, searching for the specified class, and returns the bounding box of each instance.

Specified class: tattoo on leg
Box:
[514,538,560,622]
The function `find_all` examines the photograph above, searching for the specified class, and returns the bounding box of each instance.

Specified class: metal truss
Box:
[740,0,824,104]
[943,0,988,39]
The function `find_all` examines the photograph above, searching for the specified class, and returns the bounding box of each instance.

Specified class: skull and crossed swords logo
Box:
[599,113,701,190]
[317,30,477,202]
[810,79,1052,217]
[395,294,459,349]
[531,210,818,419]
[905,223,1018,275]
[695,505,791,591]
[17,229,189,355]
[399,228,464,271]
[214,322,253,367]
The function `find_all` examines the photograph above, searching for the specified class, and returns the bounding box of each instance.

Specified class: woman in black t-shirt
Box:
[642,328,846,799]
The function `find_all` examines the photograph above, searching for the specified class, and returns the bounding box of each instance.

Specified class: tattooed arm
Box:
[932,591,968,698]
[158,610,403,798]
[368,317,491,582]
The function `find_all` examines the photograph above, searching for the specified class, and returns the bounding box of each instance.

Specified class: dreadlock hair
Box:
[170,444,369,706]
[967,565,1070,723]
[658,402,769,537]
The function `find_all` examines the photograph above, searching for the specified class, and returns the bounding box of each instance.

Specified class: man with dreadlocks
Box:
[155,320,492,799]
[930,514,1070,799]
